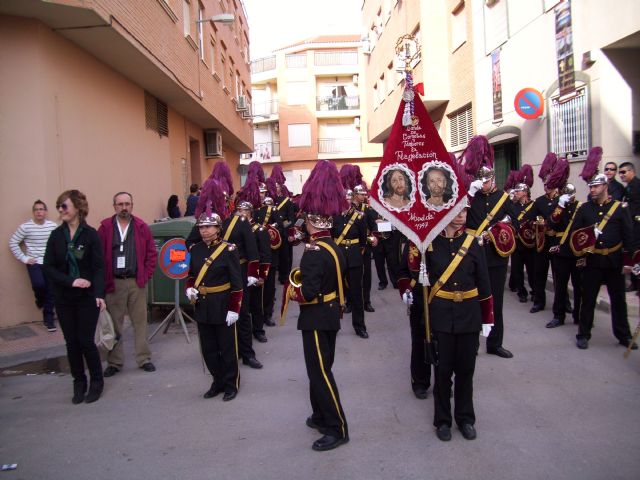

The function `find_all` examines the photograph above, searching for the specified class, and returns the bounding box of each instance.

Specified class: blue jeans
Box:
[27,263,55,326]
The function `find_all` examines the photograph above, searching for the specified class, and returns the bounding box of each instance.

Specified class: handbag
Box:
[94,309,116,351]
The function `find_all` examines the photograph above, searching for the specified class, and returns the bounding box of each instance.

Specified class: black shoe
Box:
[264,317,276,327]
[364,302,375,313]
[487,346,514,358]
[458,423,477,440]
[254,333,268,343]
[203,383,222,399]
[565,303,573,314]
[518,294,528,303]
[509,286,517,292]
[435,425,452,442]
[412,385,428,400]
[619,339,639,350]
[377,283,387,290]
[576,338,589,349]
[530,304,544,313]
[242,357,263,369]
[222,390,237,401]
[625,284,637,292]
[306,416,324,431]
[546,318,564,328]
[311,434,349,451]
[45,324,57,332]
[343,304,352,314]
[103,366,119,377]
[355,329,369,339]
[35,299,43,309]
[84,379,104,404]
[140,362,156,372]
[72,381,86,405]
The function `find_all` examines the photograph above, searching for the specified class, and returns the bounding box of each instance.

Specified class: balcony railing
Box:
[314,51,358,66]
[316,95,360,111]
[318,138,360,154]
[286,54,307,68]
[252,100,279,116]
[254,142,280,160]
[251,55,276,74]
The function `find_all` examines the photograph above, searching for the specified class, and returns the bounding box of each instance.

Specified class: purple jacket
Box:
[98,215,157,294]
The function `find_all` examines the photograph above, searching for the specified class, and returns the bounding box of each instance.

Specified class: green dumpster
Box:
[148,217,196,307]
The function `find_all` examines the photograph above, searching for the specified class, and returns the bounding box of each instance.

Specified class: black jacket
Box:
[331,208,367,267]
[43,222,105,304]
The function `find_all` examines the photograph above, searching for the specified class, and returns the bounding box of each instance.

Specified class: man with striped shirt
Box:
[10,200,58,331]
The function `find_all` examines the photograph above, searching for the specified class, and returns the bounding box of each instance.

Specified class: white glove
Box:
[482,324,493,337]
[558,194,571,208]
[468,179,483,197]
[402,291,413,306]
[594,227,602,239]
[226,311,239,326]
[186,287,199,302]
[247,276,258,287]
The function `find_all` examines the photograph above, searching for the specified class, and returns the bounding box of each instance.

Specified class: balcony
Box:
[318,137,360,154]
[316,95,360,111]
[240,142,280,164]
[286,54,307,68]
[252,99,279,116]
[314,51,358,66]
[251,55,276,74]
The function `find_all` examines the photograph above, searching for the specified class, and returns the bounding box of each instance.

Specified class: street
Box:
[1,267,639,480]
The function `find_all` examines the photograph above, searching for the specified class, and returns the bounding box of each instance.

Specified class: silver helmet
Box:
[236,200,253,212]
[561,183,577,196]
[197,211,222,227]
[587,173,607,187]
[307,214,333,229]
[353,184,367,195]
[477,165,495,183]
[345,189,353,201]
[513,183,530,195]
[262,196,274,206]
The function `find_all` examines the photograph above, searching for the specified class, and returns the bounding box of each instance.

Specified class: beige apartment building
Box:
[245,35,383,193]
[471,0,639,199]
[0,0,252,327]
[362,0,478,175]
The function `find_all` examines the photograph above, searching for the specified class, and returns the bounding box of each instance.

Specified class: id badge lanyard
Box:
[117,221,130,269]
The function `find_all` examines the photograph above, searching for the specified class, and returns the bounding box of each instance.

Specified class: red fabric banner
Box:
[369,89,468,253]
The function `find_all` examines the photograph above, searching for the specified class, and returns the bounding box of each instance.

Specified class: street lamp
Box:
[196,13,235,24]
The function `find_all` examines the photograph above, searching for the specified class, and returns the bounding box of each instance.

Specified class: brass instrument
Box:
[289,267,302,289]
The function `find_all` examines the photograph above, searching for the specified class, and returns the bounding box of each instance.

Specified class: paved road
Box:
[1,267,639,480]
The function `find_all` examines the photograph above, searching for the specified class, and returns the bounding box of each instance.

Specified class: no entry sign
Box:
[158,238,190,279]
[514,88,544,120]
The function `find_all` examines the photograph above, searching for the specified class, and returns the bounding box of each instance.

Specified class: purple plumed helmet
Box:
[520,164,534,188]
[247,160,266,184]
[265,177,278,200]
[269,164,291,197]
[503,170,519,191]
[461,136,494,178]
[211,161,234,196]
[580,146,603,183]
[352,164,368,189]
[538,153,558,181]
[545,157,570,189]
[195,178,229,219]
[236,176,262,210]
[299,160,348,227]
[340,164,356,190]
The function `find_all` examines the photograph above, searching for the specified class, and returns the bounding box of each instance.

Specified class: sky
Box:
[242,0,363,60]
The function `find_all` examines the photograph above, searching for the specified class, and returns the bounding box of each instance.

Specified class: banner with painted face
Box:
[368,88,468,253]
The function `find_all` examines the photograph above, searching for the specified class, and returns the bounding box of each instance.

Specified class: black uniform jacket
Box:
[426,232,491,334]
[331,208,367,268]
[523,192,560,251]
[297,231,346,332]
[186,215,259,265]
[43,222,105,304]
[251,222,272,275]
[513,200,534,251]
[466,189,518,267]
[547,199,581,258]
[570,198,633,269]
[273,195,297,230]
[189,239,243,324]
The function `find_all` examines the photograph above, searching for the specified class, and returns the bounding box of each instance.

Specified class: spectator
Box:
[98,192,158,378]
[10,200,58,331]
[185,184,199,217]
[43,190,105,404]
[167,195,181,218]
[603,162,624,201]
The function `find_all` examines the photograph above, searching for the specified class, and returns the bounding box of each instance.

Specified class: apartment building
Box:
[362,0,477,178]
[245,35,383,193]
[472,0,639,199]
[0,0,252,327]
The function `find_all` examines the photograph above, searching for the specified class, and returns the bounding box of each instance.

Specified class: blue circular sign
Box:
[514,88,544,120]
[159,238,190,279]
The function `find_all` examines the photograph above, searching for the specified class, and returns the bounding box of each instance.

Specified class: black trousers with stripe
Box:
[197,322,239,394]
[302,330,348,439]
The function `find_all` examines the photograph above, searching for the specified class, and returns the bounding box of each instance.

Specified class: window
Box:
[287,81,308,105]
[288,124,311,147]
[145,91,169,137]
[379,73,385,103]
[549,85,590,158]
[229,58,234,94]
[197,3,205,60]
[483,0,509,54]
[386,62,394,95]
[210,39,216,75]
[182,0,191,37]
[448,104,473,148]
[451,2,467,52]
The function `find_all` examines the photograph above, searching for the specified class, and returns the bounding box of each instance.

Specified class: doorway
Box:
[493,140,520,189]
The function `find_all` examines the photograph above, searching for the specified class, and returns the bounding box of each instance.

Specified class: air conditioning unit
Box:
[353,74,359,85]
[241,104,252,119]
[273,123,279,132]
[204,130,222,157]
[236,95,248,111]
[354,117,361,128]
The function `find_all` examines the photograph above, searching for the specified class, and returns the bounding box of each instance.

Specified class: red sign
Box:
[368,88,468,253]
[514,88,544,120]
[159,238,190,280]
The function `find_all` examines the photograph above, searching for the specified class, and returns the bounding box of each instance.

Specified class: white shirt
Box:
[9,219,58,264]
